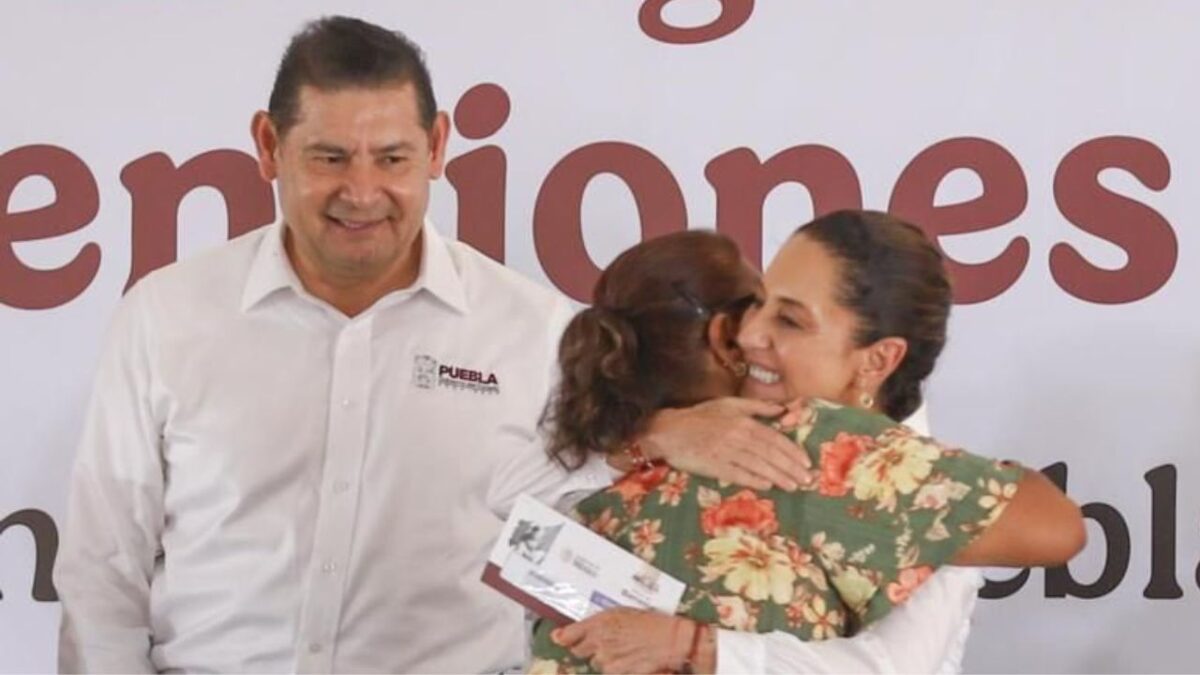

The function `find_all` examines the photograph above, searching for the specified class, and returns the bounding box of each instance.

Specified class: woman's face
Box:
[737,233,867,405]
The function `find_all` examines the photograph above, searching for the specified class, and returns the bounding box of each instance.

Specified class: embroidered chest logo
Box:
[412,354,501,395]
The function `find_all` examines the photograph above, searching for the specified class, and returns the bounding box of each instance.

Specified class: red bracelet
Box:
[680,621,706,674]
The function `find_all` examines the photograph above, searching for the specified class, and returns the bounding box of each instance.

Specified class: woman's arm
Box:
[553,567,982,674]
[637,397,813,490]
[952,468,1086,566]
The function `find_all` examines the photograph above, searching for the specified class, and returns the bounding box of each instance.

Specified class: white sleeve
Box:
[54,283,165,674]
[485,296,613,519]
[716,567,981,674]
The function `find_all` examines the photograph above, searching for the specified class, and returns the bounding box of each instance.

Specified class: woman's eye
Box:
[776,314,803,330]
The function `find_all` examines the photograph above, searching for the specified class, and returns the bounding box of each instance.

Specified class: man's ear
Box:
[856,336,908,394]
[250,110,281,182]
[427,111,450,179]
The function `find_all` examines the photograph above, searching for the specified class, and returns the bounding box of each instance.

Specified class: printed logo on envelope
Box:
[508,520,562,565]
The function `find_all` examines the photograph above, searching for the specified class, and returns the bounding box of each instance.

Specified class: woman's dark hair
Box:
[544,231,758,470]
[796,209,952,421]
[268,16,437,136]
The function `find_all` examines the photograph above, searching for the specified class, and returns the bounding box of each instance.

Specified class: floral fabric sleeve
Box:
[784,398,1024,627]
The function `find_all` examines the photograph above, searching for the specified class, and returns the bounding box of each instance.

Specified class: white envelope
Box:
[482,494,686,625]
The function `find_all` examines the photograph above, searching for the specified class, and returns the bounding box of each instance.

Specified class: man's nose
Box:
[338,159,385,209]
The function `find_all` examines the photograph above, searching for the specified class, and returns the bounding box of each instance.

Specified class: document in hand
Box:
[482,494,686,625]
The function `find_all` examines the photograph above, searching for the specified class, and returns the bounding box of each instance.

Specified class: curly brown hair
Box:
[542,230,759,470]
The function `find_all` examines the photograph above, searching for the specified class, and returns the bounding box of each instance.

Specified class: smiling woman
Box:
[532,212,1085,674]
[739,210,950,422]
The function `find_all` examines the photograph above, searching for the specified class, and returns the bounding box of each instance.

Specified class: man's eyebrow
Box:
[372,141,418,154]
[303,142,347,154]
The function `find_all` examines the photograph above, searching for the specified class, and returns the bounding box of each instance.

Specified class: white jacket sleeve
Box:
[716,567,982,674]
[54,283,165,674]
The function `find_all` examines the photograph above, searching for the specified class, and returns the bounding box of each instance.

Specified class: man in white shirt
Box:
[54,14,978,674]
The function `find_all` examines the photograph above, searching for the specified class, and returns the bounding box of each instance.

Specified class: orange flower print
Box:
[713,595,759,631]
[785,539,827,591]
[658,470,689,507]
[700,490,781,537]
[776,398,819,443]
[611,464,671,504]
[630,519,665,561]
[817,433,872,497]
[588,507,620,538]
[799,595,844,640]
[886,565,934,604]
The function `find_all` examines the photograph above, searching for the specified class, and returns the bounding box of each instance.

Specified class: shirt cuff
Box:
[715,628,766,675]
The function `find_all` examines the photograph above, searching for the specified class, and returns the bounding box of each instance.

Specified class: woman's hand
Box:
[551,608,710,674]
[639,397,813,491]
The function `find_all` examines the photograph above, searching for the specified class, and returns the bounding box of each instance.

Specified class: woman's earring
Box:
[721,357,748,378]
[855,376,874,409]
[858,391,875,409]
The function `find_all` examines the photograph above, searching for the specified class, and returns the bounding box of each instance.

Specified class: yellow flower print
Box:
[830,565,879,615]
[528,658,562,675]
[978,478,1018,525]
[850,436,941,511]
[702,530,796,604]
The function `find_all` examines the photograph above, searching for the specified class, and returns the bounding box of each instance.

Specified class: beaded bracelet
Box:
[619,439,655,471]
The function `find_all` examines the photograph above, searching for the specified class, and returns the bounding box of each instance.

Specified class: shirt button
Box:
[308,642,322,654]
[333,480,349,493]
[321,562,336,573]
[340,398,352,408]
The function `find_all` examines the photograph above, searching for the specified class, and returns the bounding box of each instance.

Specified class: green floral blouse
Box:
[528,398,1022,673]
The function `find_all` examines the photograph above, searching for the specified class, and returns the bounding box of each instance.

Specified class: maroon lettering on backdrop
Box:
[889,137,1030,305]
[533,142,687,301]
[706,145,862,268]
[982,462,1187,601]
[0,145,101,310]
[0,86,1178,309]
[638,0,755,45]
[0,509,58,602]
[446,83,511,263]
[1051,136,1175,304]
[121,149,274,291]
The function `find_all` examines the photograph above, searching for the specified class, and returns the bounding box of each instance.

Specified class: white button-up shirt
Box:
[55,221,611,673]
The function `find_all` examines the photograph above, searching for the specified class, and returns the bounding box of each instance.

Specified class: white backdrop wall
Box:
[1,2,1196,673]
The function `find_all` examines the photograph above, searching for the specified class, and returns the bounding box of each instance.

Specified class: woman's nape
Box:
[542,229,762,470]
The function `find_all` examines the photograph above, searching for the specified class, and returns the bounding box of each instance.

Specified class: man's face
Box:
[255,83,448,287]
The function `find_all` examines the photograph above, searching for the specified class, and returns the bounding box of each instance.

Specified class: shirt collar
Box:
[240,220,469,315]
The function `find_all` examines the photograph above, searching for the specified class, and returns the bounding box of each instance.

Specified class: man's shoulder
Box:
[133,226,267,302]
[442,237,572,316]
